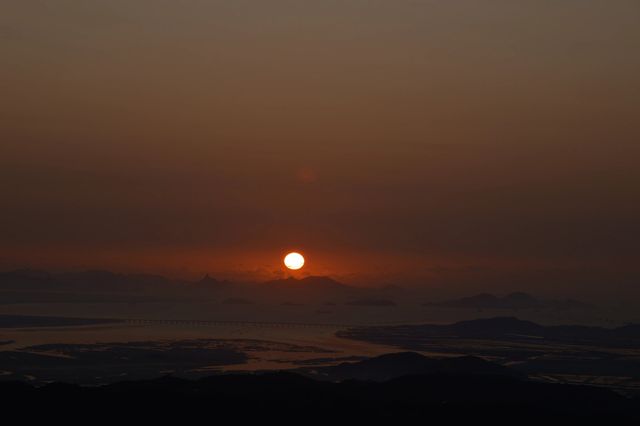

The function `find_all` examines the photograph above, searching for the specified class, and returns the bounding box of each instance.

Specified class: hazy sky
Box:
[1,1,639,294]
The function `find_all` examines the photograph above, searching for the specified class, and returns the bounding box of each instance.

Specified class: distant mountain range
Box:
[427,292,592,310]
[0,269,353,293]
[263,276,351,291]
[0,269,374,305]
[0,269,592,309]
[339,316,640,349]
[259,276,357,301]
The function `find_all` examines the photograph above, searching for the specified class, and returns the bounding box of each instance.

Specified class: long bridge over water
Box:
[123,318,359,329]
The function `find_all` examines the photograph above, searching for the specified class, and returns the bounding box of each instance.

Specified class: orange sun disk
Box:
[284,252,305,270]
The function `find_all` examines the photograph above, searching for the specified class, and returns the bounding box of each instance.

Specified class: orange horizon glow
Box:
[0,2,638,302]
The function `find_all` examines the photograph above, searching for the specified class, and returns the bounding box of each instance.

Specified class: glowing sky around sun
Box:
[0,1,639,296]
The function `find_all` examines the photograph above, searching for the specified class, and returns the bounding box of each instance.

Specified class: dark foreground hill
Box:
[1,371,638,422]
[335,318,640,393]
[299,351,521,381]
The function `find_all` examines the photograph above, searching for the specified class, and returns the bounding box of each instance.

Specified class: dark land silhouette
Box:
[2,363,638,422]
[2,314,640,397]
[338,316,640,348]
[0,269,596,310]
[1,270,639,415]
[428,292,593,310]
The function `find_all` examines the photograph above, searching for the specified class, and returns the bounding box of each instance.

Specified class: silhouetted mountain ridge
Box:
[339,316,640,349]
[264,275,352,290]
[428,292,592,310]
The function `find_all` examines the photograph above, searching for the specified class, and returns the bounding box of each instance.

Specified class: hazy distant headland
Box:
[0,269,593,310]
[426,292,594,310]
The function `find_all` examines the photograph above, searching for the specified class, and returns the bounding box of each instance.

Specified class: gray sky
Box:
[1,1,639,295]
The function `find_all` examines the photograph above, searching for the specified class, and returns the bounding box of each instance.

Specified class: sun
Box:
[284,252,305,270]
